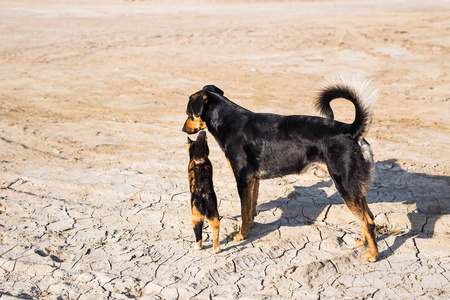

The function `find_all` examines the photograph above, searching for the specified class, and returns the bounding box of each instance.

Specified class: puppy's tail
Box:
[315,73,377,142]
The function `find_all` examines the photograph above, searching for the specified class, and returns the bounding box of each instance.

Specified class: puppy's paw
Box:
[194,242,202,251]
[213,246,221,254]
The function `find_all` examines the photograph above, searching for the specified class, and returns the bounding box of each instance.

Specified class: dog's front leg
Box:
[250,178,260,220]
[231,176,254,241]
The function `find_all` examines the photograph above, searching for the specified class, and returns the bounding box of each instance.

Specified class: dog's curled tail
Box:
[315,73,378,142]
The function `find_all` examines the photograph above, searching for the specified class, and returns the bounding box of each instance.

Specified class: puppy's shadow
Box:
[221,159,450,260]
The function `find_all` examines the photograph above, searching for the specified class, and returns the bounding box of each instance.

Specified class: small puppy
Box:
[188,131,220,254]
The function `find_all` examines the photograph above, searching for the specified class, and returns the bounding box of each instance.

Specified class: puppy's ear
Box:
[202,85,224,96]
[189,92,208,117]
[188,137,195,159]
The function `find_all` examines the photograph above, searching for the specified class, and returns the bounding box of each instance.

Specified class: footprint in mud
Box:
[34,245,71,263]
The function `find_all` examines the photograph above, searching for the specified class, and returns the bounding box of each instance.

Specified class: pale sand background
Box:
[0,0,449,298]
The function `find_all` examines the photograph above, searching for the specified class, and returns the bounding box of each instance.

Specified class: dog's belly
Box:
[255,144,324,179]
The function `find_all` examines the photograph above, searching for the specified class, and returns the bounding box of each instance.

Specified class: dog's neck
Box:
[203,95,251,148]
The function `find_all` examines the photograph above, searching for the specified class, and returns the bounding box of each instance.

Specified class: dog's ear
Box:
[202,85,224,96]
[189,92,208,117]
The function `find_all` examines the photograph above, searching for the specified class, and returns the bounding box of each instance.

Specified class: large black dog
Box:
[182,74,378,261]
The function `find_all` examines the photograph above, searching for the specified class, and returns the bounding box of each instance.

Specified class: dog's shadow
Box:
[221,159,450,260]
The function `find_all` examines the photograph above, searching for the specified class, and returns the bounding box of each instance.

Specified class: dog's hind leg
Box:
[192,206,205,250]
[342,195,378,262]
[354,199,375,247]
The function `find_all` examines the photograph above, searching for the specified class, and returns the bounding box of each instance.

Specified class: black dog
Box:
[188,131,220,254]
[183,74,378,261]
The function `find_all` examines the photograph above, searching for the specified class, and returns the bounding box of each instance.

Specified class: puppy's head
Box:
[188,131,209,161]
[182,85,223,134]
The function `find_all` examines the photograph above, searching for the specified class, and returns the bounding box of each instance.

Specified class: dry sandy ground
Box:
[0,0,449,299]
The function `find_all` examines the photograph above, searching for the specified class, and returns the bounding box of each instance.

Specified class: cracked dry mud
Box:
[0,0,449,299]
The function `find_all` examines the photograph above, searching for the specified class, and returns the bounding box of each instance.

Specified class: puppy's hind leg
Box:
[192,206,205,250]
[209,216,221,254]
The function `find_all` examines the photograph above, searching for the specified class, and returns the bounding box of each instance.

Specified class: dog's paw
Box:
[213,246,221,254]
[231,231,245,241]
[362,250,378,262]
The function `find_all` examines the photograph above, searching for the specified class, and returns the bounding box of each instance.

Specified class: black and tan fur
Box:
[188,131,220,254]
[183,74,379,262]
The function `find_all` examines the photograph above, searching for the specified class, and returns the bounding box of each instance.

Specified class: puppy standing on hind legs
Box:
[183,73,379,261]
[188,131,220,254]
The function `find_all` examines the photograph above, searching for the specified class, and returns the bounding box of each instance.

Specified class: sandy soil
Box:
[0,0,449,298]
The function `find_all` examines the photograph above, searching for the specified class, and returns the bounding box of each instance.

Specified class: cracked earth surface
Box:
[0,0,449,299]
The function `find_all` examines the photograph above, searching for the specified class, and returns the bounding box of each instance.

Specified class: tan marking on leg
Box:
[188,160,195,193]
[226,158,234,177]
[192,205,205,250]
[343,196,378,262]
[354,195,375,248]
[209,217,220,254]
[247,179,255,228]
[361,210,378,262]
[251,178,260,220]
[191,205,205,225]
[232,180,253,241]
